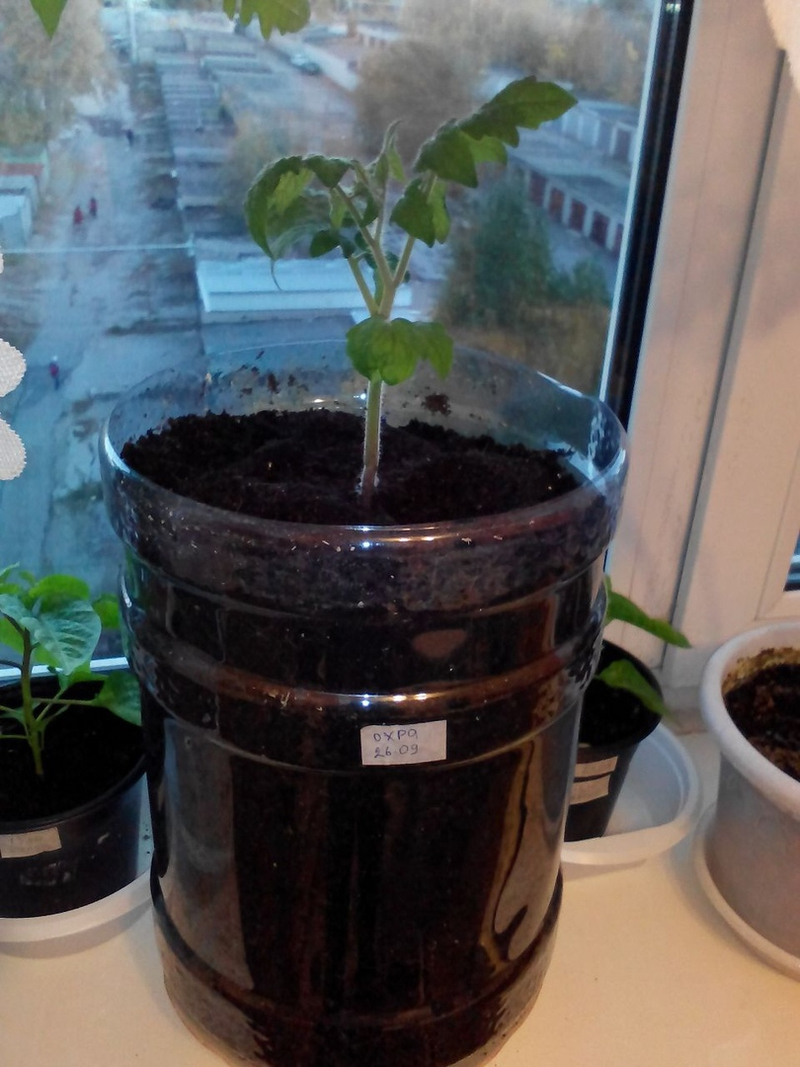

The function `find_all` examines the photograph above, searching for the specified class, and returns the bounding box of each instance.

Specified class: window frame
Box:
[605,0,800,695]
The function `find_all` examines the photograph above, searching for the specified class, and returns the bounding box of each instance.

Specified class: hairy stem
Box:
[360,375,384,508]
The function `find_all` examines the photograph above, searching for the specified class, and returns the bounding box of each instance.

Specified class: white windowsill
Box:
[0,732,796,1066]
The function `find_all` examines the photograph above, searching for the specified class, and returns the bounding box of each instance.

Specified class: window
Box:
[607,0,800,695]
[1,0,797,693]
[0,0,676,601]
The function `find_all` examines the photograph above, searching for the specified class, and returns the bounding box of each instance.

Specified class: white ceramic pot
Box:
[699,619,800,963]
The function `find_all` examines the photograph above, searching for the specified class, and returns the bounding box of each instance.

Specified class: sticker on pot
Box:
[0,827,62,859]
[360,721,447,766]
[574,755,618,778]
[569,776,612,804]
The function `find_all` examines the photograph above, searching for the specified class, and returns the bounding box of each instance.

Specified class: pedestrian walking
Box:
[89,196,98,218]
[49,357,60,391]
[73,205,83,226]
[125,128,135,147]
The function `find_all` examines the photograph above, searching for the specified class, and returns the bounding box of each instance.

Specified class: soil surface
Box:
[121,408,580,525]
[0,684,143,822]
[724,663,800,782]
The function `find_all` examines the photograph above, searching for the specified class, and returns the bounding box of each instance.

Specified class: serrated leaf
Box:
[596,660,670,718]
[94,671,142,727]
[415,124,481,187]
[461,77,577,144]
[370,122,405,187]
[29,0,68,37]
[408,321,454,378]
[231,0,311,38]
[428,181,451,243]
[305,154,352,189]
[347,318,419,385]
[391,178,438,246]
[415,78,576,188]
[245,156,350,259]
[469,136,508,166]
[346,318,453,386]
[604,578,690,647]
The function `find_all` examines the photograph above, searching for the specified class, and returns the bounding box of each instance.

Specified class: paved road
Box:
[0,77,201,592]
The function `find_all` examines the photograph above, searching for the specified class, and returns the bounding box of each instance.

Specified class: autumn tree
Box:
[218,113,291,232]
[0,0,109,146]
[353,39,476,163]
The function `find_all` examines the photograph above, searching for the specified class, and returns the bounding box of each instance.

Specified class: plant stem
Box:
[360,375,384,508]
[346,256,379,315]
[19,632,44,777]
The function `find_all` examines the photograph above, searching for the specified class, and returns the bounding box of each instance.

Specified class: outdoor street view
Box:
[0,0,655,626]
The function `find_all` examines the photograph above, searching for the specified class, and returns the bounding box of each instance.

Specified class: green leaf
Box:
[0,593,37,643]
[461,77,577,144]
[93,672,141,727]
[92,594,121,630]
[391,178,438,246]
[604,578,690,647]
[309,229,342,258]
[305,155,353,189]
[410,321,454,378]
[415,124,482,187]
[347,318,418,385]
[29,0,68,37]
[390,179,450,247]
[596,660,670,718]
[27,574,90,607]
[346,318,453,386]
[428,181,451,243]
[370,122,405,187]
[227,0,311,39]
[29,599,102,675]
[0,564,20,586]
[245,156,350,259]
[414,78,576,188]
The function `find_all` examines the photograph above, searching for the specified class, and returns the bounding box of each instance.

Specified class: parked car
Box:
[289,52,321,75]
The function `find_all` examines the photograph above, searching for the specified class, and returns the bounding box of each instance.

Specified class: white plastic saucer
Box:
[0,803,153,948]
[692,805,800,981]
[561,724,701,877]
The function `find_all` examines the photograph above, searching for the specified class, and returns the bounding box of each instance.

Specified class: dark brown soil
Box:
[724,663,800,782]
[0,683,143,822]
[121,408,579,525]
[577,642,661,747]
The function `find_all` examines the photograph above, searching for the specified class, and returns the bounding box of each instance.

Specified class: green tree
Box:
[353,39,476,163]
[438,175,557,331]
[0,0,109,146]
[437,174,610,394]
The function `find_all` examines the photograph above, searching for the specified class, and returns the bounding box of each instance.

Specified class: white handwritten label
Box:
[0,827,62,859]
[360,721,447,766]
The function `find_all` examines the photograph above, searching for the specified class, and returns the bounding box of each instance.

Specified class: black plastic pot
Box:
[0,680,145,918]
[564,642,661,842]
[100,344,626,1067]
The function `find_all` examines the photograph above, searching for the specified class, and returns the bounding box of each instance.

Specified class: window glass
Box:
[0,0,679,640]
